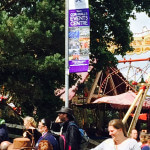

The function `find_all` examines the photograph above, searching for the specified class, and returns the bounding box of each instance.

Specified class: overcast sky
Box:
[116,12,150,86]
[129,12,150,33]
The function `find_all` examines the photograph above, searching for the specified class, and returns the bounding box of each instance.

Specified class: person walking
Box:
[141,133,150,150]
[130,129,138,141]
[139,131,148,148]
[23,116,41,147]
[91,119,141,150]
[0,118,9,143]
[56,106,81,150]
[35,118,59,150]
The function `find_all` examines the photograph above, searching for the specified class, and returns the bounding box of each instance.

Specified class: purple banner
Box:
[69,60,89,73]
[69,9,90,27]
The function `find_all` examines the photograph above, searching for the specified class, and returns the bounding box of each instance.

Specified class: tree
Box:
[0,0,66,120]
[0,0,149,121]
[90,0,150,74]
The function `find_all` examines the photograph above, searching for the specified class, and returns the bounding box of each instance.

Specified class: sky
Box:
[129,12,150,33]
[116,12,150,94]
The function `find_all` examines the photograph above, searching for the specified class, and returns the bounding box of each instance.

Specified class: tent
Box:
[93,91,150,109]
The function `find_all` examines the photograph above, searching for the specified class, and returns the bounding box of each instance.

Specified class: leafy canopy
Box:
[0,0,149,121]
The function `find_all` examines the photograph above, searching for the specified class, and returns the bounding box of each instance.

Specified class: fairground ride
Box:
[118,57,150,136]
[68,29,150,137]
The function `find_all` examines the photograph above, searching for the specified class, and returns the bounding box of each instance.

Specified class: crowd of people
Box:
[130,128,150,149]
[91,119,140,150]
[0,106,81,150]
[0,106,149,150]
[90,120,150,150]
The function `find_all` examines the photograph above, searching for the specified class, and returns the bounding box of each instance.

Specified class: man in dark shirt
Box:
[56,106,81,150]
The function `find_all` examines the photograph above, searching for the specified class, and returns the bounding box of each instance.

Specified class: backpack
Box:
[23,129,35,148]
[69,122,89,150]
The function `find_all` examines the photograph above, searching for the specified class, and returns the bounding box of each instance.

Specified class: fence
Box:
[6,123,23,141]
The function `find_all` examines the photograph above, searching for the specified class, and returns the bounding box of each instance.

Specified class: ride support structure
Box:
[122,74,150,136]
[118,57,150,64]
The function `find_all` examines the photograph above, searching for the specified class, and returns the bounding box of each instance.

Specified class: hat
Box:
[56,106,74,118]
[8,138,33,150]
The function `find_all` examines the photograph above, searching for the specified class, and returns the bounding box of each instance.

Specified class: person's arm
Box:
[90,139,113,150]
[132,142,141,150]
[90,142,103,150]
[0,128,6,143]
[130,139,141,150]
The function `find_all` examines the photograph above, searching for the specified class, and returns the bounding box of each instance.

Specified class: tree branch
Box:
[0,0,20,11]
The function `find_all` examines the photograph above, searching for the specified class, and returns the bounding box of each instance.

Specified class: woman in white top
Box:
[91,119,141,150]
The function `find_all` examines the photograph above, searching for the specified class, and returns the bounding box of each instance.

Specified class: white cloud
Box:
[129,12,150,33]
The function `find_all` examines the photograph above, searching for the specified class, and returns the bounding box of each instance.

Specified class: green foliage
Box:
[89,0,150,76]
[0,0,149,122]
[0,0,65,121]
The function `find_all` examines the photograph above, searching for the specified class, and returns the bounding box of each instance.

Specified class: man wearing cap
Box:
[56,106,81,150]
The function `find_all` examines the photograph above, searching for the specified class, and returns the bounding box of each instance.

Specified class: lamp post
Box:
[65,0,69,108]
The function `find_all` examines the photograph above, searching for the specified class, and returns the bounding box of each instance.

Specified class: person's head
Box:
[130,129,138,140]
[23,116,37,129]
[108,119,127,141]
[142,129,147,134]
[146,134,150,146]
[38,140,53,150]
[140,131,147,144]
[56,106,74,122]
[38,118,50,134]
[0,141,12,150]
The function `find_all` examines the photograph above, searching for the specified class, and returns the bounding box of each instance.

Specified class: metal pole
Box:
[118,57,150,63]
[127,85,147,136]
[122,87,144,124]
[65,0,69,108]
